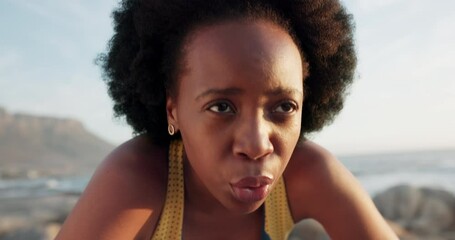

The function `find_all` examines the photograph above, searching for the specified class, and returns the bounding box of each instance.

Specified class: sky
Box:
[0,0,454,155]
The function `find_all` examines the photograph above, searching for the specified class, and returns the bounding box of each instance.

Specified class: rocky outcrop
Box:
[289,185,455,240]
[0,195,77,240]
[0,223,61,240]
[374,185,455,239]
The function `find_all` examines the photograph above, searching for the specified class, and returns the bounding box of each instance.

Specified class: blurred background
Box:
[0,0,454,239]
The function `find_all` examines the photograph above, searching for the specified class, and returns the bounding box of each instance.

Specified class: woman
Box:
[57,0,398,239]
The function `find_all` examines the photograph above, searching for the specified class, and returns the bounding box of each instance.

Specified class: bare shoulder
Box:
[56,135,168,240]
[284,140,397,239]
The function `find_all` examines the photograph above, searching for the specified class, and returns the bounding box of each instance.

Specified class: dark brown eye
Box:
[274,102,297,113]
[208,102,234,113]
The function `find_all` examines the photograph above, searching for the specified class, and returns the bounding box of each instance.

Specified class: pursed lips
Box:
[230,176,273,203]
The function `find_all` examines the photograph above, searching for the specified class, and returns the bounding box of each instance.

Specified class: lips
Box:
[230,176,272,203]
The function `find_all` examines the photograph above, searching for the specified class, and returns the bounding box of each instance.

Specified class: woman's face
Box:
[167,19,304,214]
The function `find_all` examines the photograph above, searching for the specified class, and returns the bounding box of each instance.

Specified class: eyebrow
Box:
[195,87,243,101]
[195,86,303,101]
[265,87,303,98]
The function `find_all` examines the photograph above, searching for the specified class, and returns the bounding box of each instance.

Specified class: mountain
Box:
[0,106,115,178]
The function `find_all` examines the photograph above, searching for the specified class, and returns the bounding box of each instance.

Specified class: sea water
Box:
[0,176,90,199]
[339,149,455,196]
[1,149,454,199]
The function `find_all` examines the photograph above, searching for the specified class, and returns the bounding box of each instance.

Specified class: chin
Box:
[225,198,266,215]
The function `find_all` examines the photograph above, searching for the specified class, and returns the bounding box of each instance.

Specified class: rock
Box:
[387,220,418,240]
[374,185,422,225]
[387,220,408,236]
[44,223,61,240]
[0,217,29,235]
[0,195,77,240]
[288,219,330,240]
[0,223,60,240]
[0,226,45,240]
[374,185,455,236]
[410,189,455,234]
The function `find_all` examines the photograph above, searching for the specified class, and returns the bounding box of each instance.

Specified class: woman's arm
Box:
[56,136,168,240]
[284,141,398,239]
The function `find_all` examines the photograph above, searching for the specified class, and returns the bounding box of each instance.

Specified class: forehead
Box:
[179,19,304,94]
[184,20,301,76]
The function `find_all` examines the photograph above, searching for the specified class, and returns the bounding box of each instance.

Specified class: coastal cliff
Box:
[0,106,114,178]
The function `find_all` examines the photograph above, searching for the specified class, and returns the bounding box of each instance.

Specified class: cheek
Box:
[277,110,302,135]
[275,116,302,156]
[179,107,230,142]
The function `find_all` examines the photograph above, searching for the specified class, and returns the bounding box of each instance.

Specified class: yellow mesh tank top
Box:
[151,140,294,240]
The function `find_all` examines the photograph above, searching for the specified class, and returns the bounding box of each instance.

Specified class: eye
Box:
[207,102,235,114]
[273,101,298,114]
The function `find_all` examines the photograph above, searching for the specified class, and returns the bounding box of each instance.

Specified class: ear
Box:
[166,96,179,132]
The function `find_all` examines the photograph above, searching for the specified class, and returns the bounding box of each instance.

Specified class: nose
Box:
[232,113,274,160]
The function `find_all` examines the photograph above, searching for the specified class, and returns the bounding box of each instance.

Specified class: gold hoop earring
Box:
[168,124,176,136]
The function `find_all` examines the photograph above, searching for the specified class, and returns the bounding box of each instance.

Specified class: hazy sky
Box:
[1,0,454,155]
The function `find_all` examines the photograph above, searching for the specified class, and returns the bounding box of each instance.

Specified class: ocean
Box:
[0,175,90,199]
[1,149,454,199]
[339,149,455,196]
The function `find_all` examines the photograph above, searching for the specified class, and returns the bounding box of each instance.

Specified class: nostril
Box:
[237,152,250,160]
[233,139,274,161]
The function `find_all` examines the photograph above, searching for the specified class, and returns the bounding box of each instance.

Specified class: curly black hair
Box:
[99,0,356,145]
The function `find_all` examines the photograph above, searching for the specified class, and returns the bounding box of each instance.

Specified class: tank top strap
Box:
[151,140,184,240]
[264,176,295,239]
